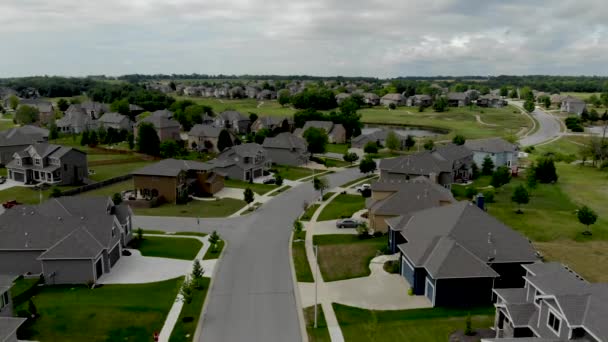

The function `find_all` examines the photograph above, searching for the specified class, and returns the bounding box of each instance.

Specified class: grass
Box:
[17,278,181,342]
[273,165,314,180]
[268,185,292,196]
[322,192,336,201]
[304,305,331,342]
[292,230,314,282]
[10,277,40,302]
[203,240,225,260]
[80,180,132,198]
[340,174,377,188]
[135,236,202,260]
[175,96,295,117]
[0,120,16,131]
[535,240,608,282]
[325,143,349,155]
[333,304,495,342]
[87,153,139,162]
[0,185,74,204]
[224,178,277,195]
[312,235,385,281]
[0,167,6,177]
[134,198,246,217]
[88,161,154,182]
[169,278,210,342]
[300,204,320,221]
[533,137,583,157]
[317,194,365,221]
[321,158,351,168]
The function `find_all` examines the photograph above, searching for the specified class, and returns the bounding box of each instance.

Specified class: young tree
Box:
[509,89,518,99]
[80,130,90,146]
[542,96,551,109]
[303,127,329,156]
[423,139,435,150]
[275,174,283,186]
[313,177,329,198]
[278,90,291,107]
[244,188,255,207]
[110,98,130,115]
[499,86,509,97]
[88,130,99,147]
[127,132,135,150]
[8,95,19,110]
[57,98,70,111]
[160,140,182,158]
[217,129,233,152]
[577,205,598,235]
[385,131,401,151]
[481,155,495,175]
[112,193,122,205]
[136,122,161,156]
[364,141,378,154]
[208,231,220,252]
[452,135,466,145]
[464,312,474,336]
[343,152,359,165]
[490,166,512,188]
[49,122,59,140]
[404,135,415,150]
[432,96,449,112]
[15,105,40,124]
[359,156,377,174]
[533,157,558,183]
[524,98,535,112]
[191,259,204,281]
[180,276,194,304]
[511,185,530,214]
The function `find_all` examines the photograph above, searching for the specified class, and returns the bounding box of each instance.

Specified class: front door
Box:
[95,259,103,280]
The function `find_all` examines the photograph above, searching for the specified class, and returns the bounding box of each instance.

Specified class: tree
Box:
[511,185,530,214]
[136,122,161,156]
[127,132,135,149]
[520,86,534,101]
[303,127,328,155]
[491,166,512,188]
[343,152,359,165]
[364,141,378,154]
[452,135,466,145]
[179,276,194,304]
[533,157,558,183]
[293,220,303,234]
[217,129,233,152]
[15,105,39,124]
[523,98,535,112]
[49,122,59,140]
[542,96,551,109]
[254,128,270,145]
[57,98,70,111]
[577,205,598,235]
[278,90,291,106]
[499,86,509,97]
[432,96,448,112]
[208,231,220,252]
[274,174,284,186]
[8,95,19,110]
[50,186,62,198]
[404,135,415,150]
[80,130,89,146]
[244,188,255,207]
[110,98,130,115]
[464,313,474,336]
[423,139,435,150]
[192,259,204,280]
[509,89,518,99]
[160,140,183,158]
[88,130,99,147]
[359,156,377,174]
[249,113,258,125]
[313,177,329,198]
[385,131,400,151]
[481,156,495,175]
[112,193,122,205]
[388,103,397,110]
[471,162,480,179]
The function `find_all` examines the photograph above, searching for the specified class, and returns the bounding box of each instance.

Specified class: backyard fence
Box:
[60,174,133,197]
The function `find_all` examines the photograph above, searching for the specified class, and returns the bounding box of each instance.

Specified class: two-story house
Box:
[262,132,308,166]
[134,110,181,142]
[97,112,133,132]
[0,125,49,165]
[560,96,587,116]
[215,111,250,134]
[187,124,225,152]
[56,102,110,133]
[6,143,87,185]
[205,143,270,181]
[250,116,293,134]
[465,138,519,170]
[299,120,347,144]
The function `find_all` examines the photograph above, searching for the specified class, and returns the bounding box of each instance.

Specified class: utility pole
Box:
[314,244,318,328]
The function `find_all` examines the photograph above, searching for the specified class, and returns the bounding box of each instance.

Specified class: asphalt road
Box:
[515,104,562,146]
[133,167,362,342]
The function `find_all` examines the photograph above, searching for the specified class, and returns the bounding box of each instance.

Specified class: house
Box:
[389,201,538,307]
[477,94,508,108]
[187,124,224,152]
[134,110,181,142]
[0,125,49,165]
[205,143,270,181]
[132,158,224,202]
[362,93,380,106]
[447,92,471,107]
[245,86,260,99]
[0,196,133,284]
[0,275,17,317]
[380,93,406,107]
[560,96,587,116]
[257,89,277,100]
[351,129,406,149]
[0,317,27,342]
[465,138,518,170]
[129,104,145,116]
[215,111,250,134]
[406,95,433,107]
[250,116,293,134]
[262,132,308,166]
[97,112,133,132]
[56,102,109,133]
[6,144,87,185]
[550,94,566,107]
[465,89,481,101]
[379,144,473,188]
[335,93,351,104]
[19,99,55,124]
[80,101,110,119]
[300,121,346,144]
[367,176,455,234]
[487,262,608,341]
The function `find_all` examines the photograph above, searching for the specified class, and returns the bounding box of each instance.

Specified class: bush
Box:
[407,288,414,296]
[491,166,512,188]
[383,260,400,274]
[483,189,495,203]
[364,141,378,154]
[465,187,478,199]
[309,155,326,165]
[50,187,62,198]
[524,146,535,153]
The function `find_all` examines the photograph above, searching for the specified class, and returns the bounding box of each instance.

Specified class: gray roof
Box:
[494,288,527,303]
[20,99,53,113]
[447,92,468,100]
[561,95,585,104]
[38,227,105,260]
[139,110,180,129]
[379,152,452,175]
[302,120,334,133]
[381,93,405,101]
[0,317,27,342]
[351,130,404,146]
[0,125,48,147]
[98,112,129,125]
[432,143,472,162]
[132,158,213,177]
[367,177,454,216]
[189,124,221,138]
[465,138,518,154]
[6,143,82,169]
[81,101,110,113]
[503,303,537,327]
[220,110,248,122]
[263,132,307,150]
[254,116,291,128]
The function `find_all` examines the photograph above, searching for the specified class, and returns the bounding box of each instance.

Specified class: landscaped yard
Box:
[325,143,349,155]
[273,165,314,180]
[317,194,365,221]
[203,239,225,260]
[304,305,330,342]
[0,185,77,204]
[134,198,246,217]
[88,161,154,182]
[340,174,377,188]
[333,304,495,342]
[312,235,385,282]
[292,230,314,282]
[17,278,181,342]
[300,204,320,221]
[321,158,351,168]
[135,236,202,260]
[169,277,211,342]
[224,178,277,195]
[80,180,132,198]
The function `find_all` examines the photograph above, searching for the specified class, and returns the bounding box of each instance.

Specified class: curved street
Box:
[510,101,563,146]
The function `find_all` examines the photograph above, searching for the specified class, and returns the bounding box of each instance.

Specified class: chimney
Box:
[476,193,485,210]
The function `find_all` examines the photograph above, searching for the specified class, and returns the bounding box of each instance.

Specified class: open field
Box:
[135,236,202,260]
[134,197,246,217]
[175,96,295,117]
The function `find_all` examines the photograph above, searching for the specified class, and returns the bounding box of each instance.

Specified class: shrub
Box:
[524,146,535,153]
[383,260,400,274]
[464,187,477,199]
[112,192,122,205]
[483,189,495,203]
[465,312,474,336]
[491,166,512,188]
[50,187,62,198]
[364,141,378,154]
[407,288,414,296]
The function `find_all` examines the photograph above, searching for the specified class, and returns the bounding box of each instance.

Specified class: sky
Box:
[1,0,607,78]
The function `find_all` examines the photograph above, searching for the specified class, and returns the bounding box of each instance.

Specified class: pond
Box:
[362,124,448,137]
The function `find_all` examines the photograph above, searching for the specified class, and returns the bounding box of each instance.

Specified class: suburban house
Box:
[132,158,224,203]
[0,274,17,317]
[335,93,351,104]
[447,92,471,107]
[0,197,133,284]
[97,112,133,132]
[56,102,110,133]
[129,104,145,116]
[367,176,455,234]
[465,138,519,170]
[215,111,250,134]
[487,262,608,342]
[262,132,308,166]
[205,143,270,181]
[477,95,508,108]
[389,201,538,307]
[300,121,346,144]
[379,144,473,188]
[0,125,49,165]
[135,110,181,142]
[0,317,27,342]
[560,96,587,116]
[550,94,566,107]
[6,143,87,185]
[362,93,380,106]
[351,129,406,149]
[380,93,406,107]
[18,99,55,124]
[256,89,277,100]
[406,95,433,107]
[250,116,293,134]
[187,124,224,152]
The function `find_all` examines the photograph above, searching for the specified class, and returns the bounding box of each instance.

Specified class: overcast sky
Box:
[1,0,607,78]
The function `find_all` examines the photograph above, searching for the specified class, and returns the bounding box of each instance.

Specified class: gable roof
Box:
[0,317,27,342]
[367,177,454,216]
[431,143,472,162]
[189,124,221,138]
[352,130,405,146]
[98,112,129,125]
[447,92,468,100]
[37,227,105,260]
[0,125,48,147]
[381,93,404,101]
[379,152,453,175]
[302,120,334,133]
[132,158,213,177]
[262,132,307,150]
[219,110,248,122]
[139,110,180,129]
[465,138,518,154]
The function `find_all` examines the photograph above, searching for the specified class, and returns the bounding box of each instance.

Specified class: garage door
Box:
[400,256,415,287]
[109,245,120,267]
[13,172,24,182]
[425,278,435,304]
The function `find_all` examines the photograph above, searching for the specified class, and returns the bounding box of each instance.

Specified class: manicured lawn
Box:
[268,185,292,196]
[80,180,132,198]
[169,278,211,342]
[136,236,202,260]
[533,137,583,158]
[304,305,330,342]
[87,153,139,162]
[300,204,320,221]
[322,192,336,201]
[0,167,7,177]
[17,278,181,342]
[333,304,495,342]
[340,174,377,188]
[317,194,365,221]
[10,277,40,304]
[0,120,17,131]
[88,161,154,182]
[273,165,314,180]
[535,240,608,282]
[292,230,314,282]
[174,96,295,117]
[321,158,351,168]
[224,178,277,195]
[0,185,76,204]
[312,235,385,282]
[134,198,246,217]
[203,239,225,260]
[325,143,349,155]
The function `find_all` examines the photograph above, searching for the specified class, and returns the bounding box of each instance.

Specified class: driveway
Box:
[98,249,192,284]
[304,220,357,235]
[0,179,20,192]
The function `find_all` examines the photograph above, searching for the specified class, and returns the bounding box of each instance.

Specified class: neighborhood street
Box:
[133,167,362,342]
[513,103,563,146]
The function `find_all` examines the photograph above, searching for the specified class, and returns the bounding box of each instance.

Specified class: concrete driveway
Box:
[0,179,20,192]
[98,249,192,284]
[305,220,357,235]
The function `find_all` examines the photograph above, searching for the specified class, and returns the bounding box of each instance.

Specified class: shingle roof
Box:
[379,152,452,175]
[447,92,468,100]
[432,143,472,162]
[262,132,307,150]
[0,125,48,147]
[302,120,334,133]
[504,303,537,327]
[38,227,105,260]
[5,143,82,169]
[132,158,213,177]
[381,93,404,101]
[0,317,27,342]
[189,124,221,138]
[351,130,404,146]
[367,177,454,216]
[98,112,129,125]
[220,110,248,122]
[140,110,180,129]
[465,138,518,154]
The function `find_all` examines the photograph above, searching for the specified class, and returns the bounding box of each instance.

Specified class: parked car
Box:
[336,218,360,228]
[263,178,276,185]
[355,184,371,192]
[2,200,21,209]
[0,176,6,184]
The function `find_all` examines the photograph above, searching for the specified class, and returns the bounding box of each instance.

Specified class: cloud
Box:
[0,0,607,77]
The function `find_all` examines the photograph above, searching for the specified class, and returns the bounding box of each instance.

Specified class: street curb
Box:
[290,229,309,342]
[193,238,227,342]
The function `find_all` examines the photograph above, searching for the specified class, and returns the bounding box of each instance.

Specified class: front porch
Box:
[7,168,61,185]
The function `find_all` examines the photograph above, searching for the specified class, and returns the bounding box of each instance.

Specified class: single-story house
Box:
[205,143,270,181]
[560,96,587,116]
[380,93,406,107]
[98,112,133,132]
[134,110,181,142]
[406,95,433,107]
[0,125,48,165]
[187,124,224,152]
[0,274,17,317]
[447,92,471,107]
[300,121,346,144]
[250,116,293,134]
[351,129,406,149]
[263,132,308,166]
[0,317,27,342]
[477,95,508,108]
[465,138,518,170]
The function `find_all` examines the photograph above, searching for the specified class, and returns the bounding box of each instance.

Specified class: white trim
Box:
[425,277,436,306]
[401,255,415,272]
[546,307,562,337]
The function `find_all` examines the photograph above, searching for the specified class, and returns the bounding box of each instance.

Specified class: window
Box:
[35,158,41,165]
[64,164,67,171]
[1,291,8,308]
[112,226,116,237]
[547,311,561,335]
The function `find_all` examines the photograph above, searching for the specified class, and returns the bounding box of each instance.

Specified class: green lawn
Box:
[300,204,320,221]
[0,185,77,204]
[0,167,7,177]
[334,304,495,342]
[321,158,351,168]
[17,278,181,342]
[273,165,314,180]
[169,278,210,342]
[88,161,154,182]
[175,96,295,117]
[268,185,292,196]
[317,194,365,221]
[136,236,202,260]
[340,174,377,188]
[304,305,331,342]
[0,120,16,131]
[134,198,246,217]
[293,230,314,282]
[203,240,225,260]
[87,153,139,162]
[325,144,349,155]
[80,180,132,198]
[312,235,385,282]
[322,192,336,201]
[224,178,277,195]
[10,277,41,305]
